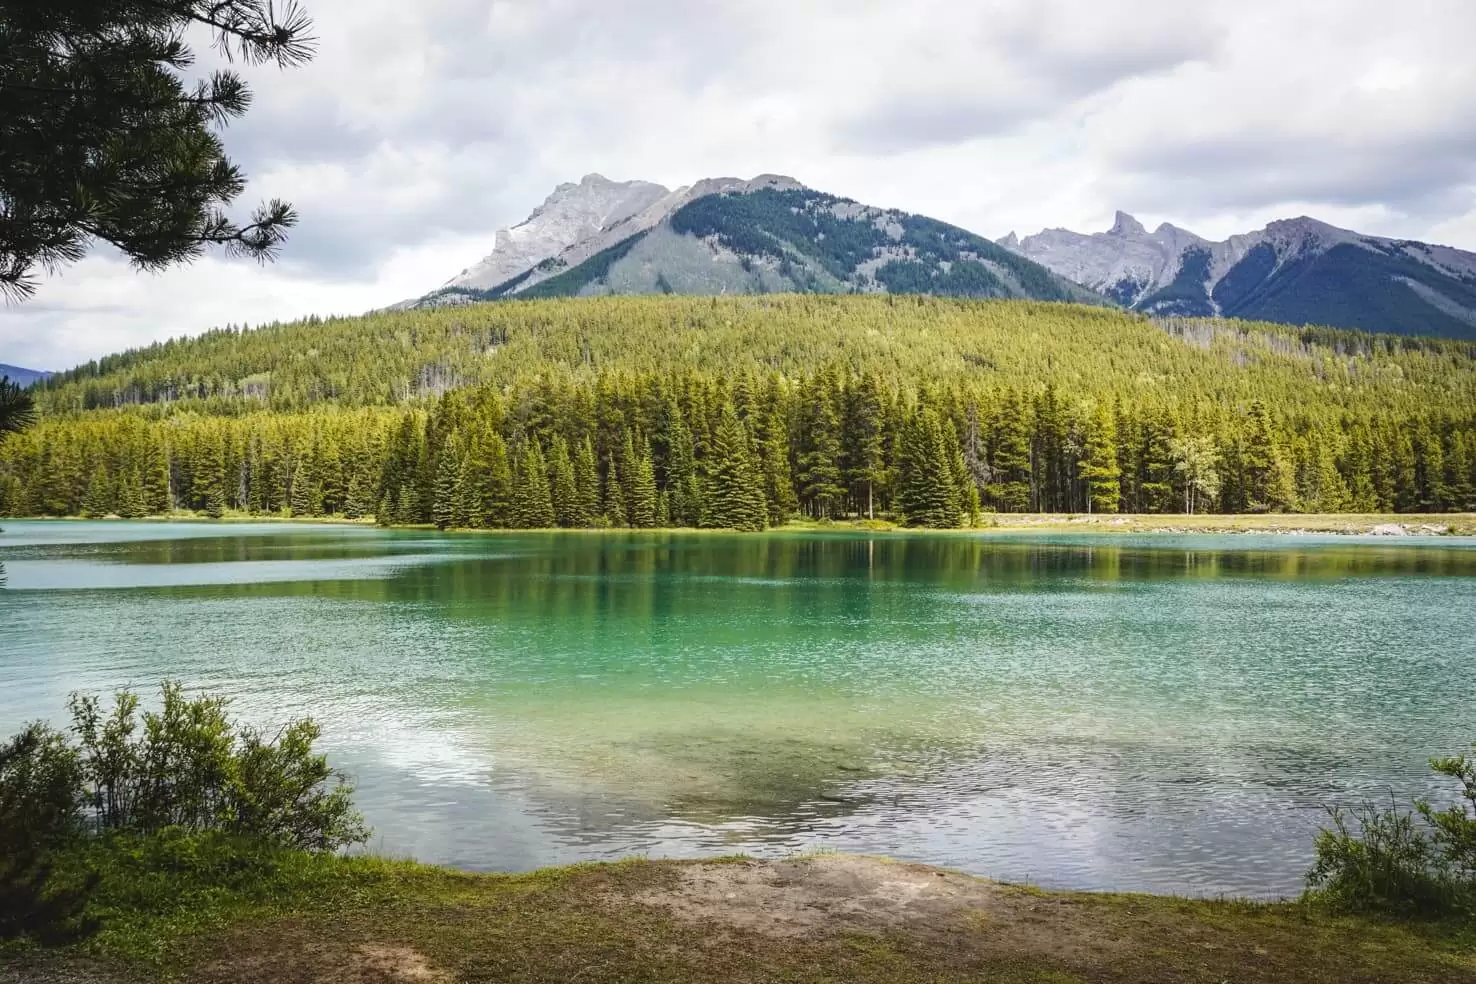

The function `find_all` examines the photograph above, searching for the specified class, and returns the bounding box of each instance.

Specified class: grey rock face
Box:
[426,174,808,303]
[446,174,671,292]
[1002,211,1476,336]
[405,174,1105,310]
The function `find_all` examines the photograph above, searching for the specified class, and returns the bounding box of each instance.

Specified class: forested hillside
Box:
[5,296,1475,526]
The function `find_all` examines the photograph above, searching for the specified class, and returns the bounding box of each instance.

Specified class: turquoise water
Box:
[2,521,1473,897]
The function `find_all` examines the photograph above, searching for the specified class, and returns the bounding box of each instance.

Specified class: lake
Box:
[2,521,1473,898]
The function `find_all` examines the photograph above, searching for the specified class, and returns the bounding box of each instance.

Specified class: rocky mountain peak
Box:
[1109,211,1147,237]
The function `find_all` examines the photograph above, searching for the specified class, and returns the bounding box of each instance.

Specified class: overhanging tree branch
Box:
[0,0,316,302]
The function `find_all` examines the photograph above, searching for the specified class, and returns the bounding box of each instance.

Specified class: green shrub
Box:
[1307,744,1476,917]
[61,681,368,850]
[0,725,95,943]
[0,682,367,943]
[1419,749,1476,884]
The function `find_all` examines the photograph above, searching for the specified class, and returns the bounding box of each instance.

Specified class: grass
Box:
[5,841,1474,983]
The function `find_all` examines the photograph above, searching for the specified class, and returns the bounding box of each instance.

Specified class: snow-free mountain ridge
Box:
[406,174,1101,309]
[1003,213,1476,339]
[404,174,1476,340]
[0,364,50,388]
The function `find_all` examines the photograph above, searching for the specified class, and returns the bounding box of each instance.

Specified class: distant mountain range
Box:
[1001,213,1476,339]
[403,174,1101,309]
[0,364,49,387]
[404,174,1476,340]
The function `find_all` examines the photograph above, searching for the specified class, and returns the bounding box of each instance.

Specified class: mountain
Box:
[1002,213,1476,339]
[409,174,1102,308]
[0,364,49,387]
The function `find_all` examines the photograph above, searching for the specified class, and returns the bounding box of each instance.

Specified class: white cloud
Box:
[4,0,1475,370]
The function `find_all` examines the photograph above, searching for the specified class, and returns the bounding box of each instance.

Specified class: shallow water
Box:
[2,521,1473,897]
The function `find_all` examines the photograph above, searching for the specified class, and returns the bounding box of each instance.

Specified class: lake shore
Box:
[7,511,1476,536]
[5,853,1473,984]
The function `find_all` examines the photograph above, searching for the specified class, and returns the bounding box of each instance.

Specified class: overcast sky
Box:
[5,0,1476,372]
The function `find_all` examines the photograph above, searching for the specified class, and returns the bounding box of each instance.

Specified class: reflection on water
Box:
[1,521,1474,897]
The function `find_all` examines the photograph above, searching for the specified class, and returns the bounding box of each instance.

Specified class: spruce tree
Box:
[116,467,147,519]
[754,388,798,525]
[470,432,513,528]
[195,431,227,518]
[432,444,459,530]
[629,436,658,528]
[1137,410,1176,512]
[512,440,555,529]
[1078,406,1122,514]
[843,374,887,520]
[547,434,578,527]
[395,486,416,525]
[1032,385,1068,512]
[701,404,767,531]
[144,439,172,514]
[664,403,700,527]
[604,451,628,527]
[343,470,371,520]
[571,437,600,527]
[795,379,845,518]
[986,394,1031,512]
[82,463,111,518]
[896,408,960,527]
[942,417,978,525]
[289,455,315,517]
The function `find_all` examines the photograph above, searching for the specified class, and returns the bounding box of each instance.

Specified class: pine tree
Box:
[942,417,979,525]
[604,450,628,527]
[144,439,172,514]
[1242,402,1297,512]
[432,443,460,530]
[1412,420,1447,511]
[512,440,555,528]
[289,454,315,517]
[468,432,512,527]
[1445,431,1475,512]
[664,403,701,527]
[896,408,960,527]
[344,469,372,519]
[572,436,600,527]
[1138,409,1176,512]
[986,394,1031,512]
[1341,428,1380,512]
[1306,437,1350,513]
[195,431,228,518]
[81,463,111,518]
[629,436,658,528]
[547,435,578,528]
[1032,385,1069,511]
[752,383,796,525]
[795,378,844,519]
[843,374,887,520]
[1078,406,1122,514]
[701,404,767,531]
[317,437,343,515]
[615,432,641,527]
[116,467,147,519]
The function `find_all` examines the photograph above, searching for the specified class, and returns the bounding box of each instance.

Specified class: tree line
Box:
[34,296,1476,419]
[3,366,1472,527]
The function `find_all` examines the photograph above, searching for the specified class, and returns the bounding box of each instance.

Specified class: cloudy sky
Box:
[5,0,1476,371]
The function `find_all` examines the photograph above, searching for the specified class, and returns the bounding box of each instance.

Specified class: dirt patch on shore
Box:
[191,928,452,984]
[623,855,1125,961]
[354,945,450,982]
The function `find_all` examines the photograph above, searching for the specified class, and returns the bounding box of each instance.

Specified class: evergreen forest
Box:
[4,296,1475,527]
